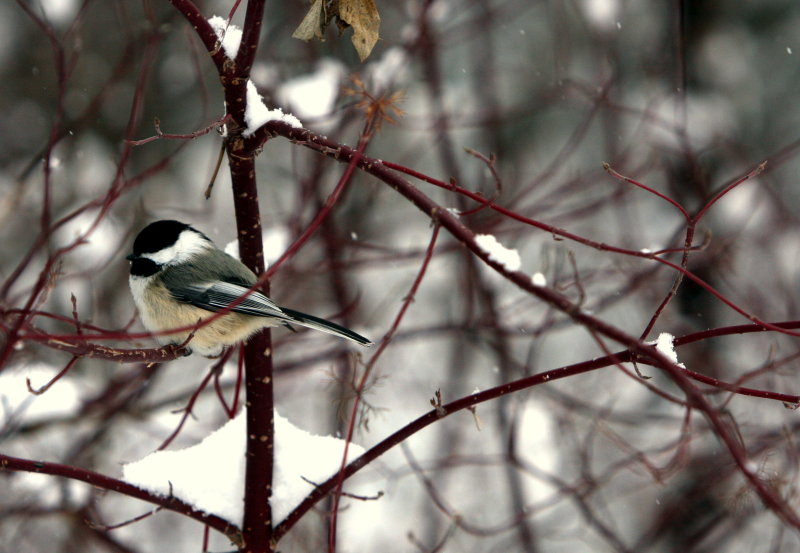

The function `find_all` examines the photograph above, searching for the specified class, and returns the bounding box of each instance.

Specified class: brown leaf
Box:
[292,0,380,62]
[292,0,328,41]
[338,0,380,61]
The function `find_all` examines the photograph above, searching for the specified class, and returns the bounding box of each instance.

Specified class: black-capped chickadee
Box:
[126,220,372,357]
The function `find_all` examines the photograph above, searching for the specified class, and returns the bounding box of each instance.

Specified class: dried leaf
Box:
[292,0,327,41]
[293,0,380,61]
[338,0,380,61]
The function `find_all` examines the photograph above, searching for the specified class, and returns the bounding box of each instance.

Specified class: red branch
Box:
[250,122,800,532]
[329,224,442,550]
[166,1,275,550]
[0,453,237,538]
[275,334,800,540]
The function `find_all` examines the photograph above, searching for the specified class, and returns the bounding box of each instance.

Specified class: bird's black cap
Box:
[129,220,204,257]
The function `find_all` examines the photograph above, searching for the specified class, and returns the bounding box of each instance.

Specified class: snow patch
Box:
[122,411,367,525]
[475,234,521,271]
[651,332,686,368]
[243,80,302,137]
[208,16,243,60]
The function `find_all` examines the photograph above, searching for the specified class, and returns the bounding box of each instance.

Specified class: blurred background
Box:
[3,0,800,551]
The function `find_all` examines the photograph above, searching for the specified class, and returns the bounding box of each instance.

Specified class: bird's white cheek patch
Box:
[143,230,211,265]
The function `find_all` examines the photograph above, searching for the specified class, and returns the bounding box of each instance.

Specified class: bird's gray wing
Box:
[168,280,288,319]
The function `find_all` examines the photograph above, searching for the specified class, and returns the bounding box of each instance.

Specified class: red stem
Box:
[0,453,236,537]
[251,123,800,533]
[228,148,274,552]
[167,0,228,71]
[168,2,273,550]
[329,224,442,551]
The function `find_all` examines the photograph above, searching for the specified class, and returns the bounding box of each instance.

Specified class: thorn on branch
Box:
[70,293,81,334]
[430,389,446,417]
[467,405,482,431]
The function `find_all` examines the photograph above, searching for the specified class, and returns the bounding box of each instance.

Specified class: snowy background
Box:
[3,0,800,552]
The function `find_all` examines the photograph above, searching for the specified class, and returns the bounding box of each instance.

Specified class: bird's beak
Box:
[126,253,138,261]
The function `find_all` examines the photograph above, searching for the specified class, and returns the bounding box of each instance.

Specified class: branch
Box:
[31,337,189,363]
[256,122,800,532]
[273,330,800,538]
[249,122,800,342]
[0,453,238,539]
[167,0,229,72]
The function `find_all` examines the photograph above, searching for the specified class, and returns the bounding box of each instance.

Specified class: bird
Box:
[126,219,372,357]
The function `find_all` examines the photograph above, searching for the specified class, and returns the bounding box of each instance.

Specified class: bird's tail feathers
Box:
[280,308,373,346]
